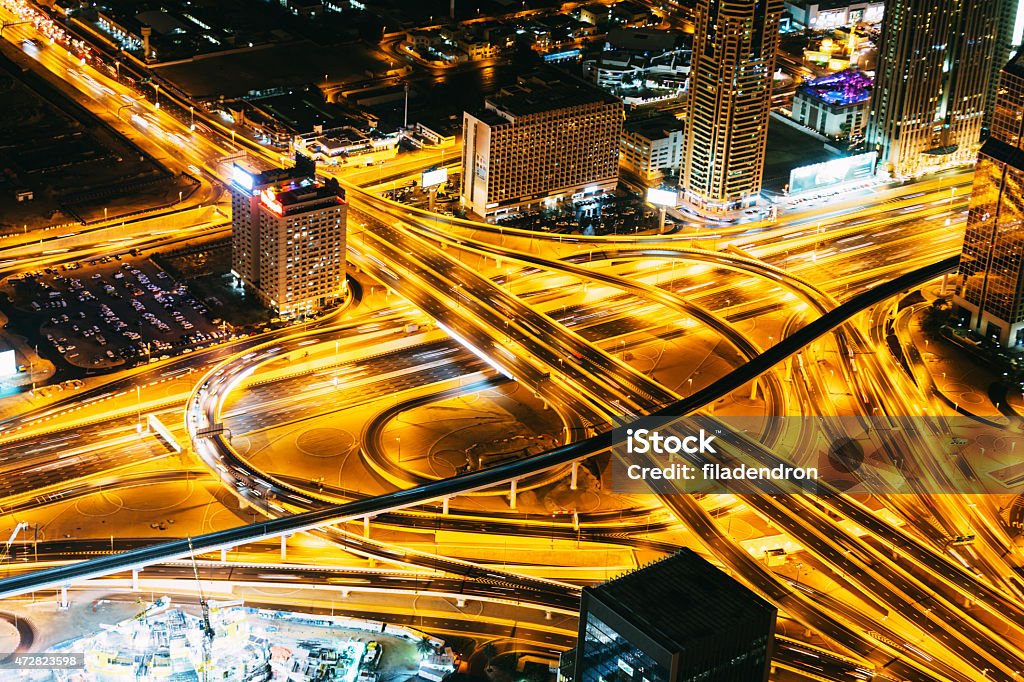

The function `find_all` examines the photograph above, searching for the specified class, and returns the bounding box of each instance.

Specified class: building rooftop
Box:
[135,10,189,36]
[232,153,317,193]
[798,69,872,106]
[585,549,775,652]
[982,137,1024,170]
[259,174,346,216]
[623,113,684,139]
[1005,49,1024,80]
[487,73,619,118]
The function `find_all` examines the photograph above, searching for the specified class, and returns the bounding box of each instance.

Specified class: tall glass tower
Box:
[955,53,1024,345]
[866,0,999,178]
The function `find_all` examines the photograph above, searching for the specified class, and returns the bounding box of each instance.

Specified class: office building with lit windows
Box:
[955,53,1024,346]
[866,0,999,178]
[682,0,783,215]
[461,72,622,220]
[571,549,776,682]
[620,114,685,185]
[986,0,1024,129]
[230,154,347,317]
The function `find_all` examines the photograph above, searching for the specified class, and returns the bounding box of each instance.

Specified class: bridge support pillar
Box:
[442,497,450,515]
[456,597,466,608]
[570,462,578,490]
[572,510,579,531]
[545,610,552,620]
[59,584,70,610]
[132,570,139,591]
[363,516,371,538]
[784,357,793,382]
[509,479,518,509]
[940,272,949,296]
[280,534,288,561]
[220,548,227,562]
[749,378,758,401]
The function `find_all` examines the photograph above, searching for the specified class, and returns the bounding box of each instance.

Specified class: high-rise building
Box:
[230,154,348,318]
[986,0,1023,129]
[461,72,622,220]
[682,0,783,215]
[955,53,1024,345]
[570,549,776,682]
[866,0,999,178]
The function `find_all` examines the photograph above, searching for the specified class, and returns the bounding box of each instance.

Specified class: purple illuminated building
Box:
[793,70,873,139]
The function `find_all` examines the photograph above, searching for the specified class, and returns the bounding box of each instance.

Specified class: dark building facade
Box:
[956,53,1024,346]
[572,549,776,682]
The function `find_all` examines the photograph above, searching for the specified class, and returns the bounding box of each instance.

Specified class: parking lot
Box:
[382,173,462,216]
[5,255,228,372]
[495,193,666,235]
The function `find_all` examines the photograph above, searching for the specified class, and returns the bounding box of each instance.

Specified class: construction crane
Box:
[187,537,215,681]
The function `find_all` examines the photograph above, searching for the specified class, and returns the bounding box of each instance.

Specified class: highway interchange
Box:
[0,1,1022,680]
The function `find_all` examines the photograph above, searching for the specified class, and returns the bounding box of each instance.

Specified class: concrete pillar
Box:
[363,516,371,538]
[280,534,288,560]
[749,378,758,401]
[509,479,518,509]
[570,461,579,490]
[545,610,552,620]
[220,548,227,562]
[658,206,666,233]
[456,597,466,607]
[940,272,949,296]
[784,357,793,382]
[442,497,450,515]
[131,570,139,591]
[59,584,69,609]
[572,510,579,530]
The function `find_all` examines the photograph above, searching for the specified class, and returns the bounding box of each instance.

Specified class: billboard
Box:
[0,349,15,378]
[422,167,449,188]
[646,187,677,207]
[231,164,255,191]
[789,152,877,195]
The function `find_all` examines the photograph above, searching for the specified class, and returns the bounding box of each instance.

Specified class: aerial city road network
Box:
[0,0,1023,679]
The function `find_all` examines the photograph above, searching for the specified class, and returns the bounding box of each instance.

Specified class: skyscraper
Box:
[230,154,348,318]
[571,549,776,682]
[461,72,622,221]
[682,0,783,215]
[955,52,1024,345]
[866,0,999,178]
[986,0,1023,129]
